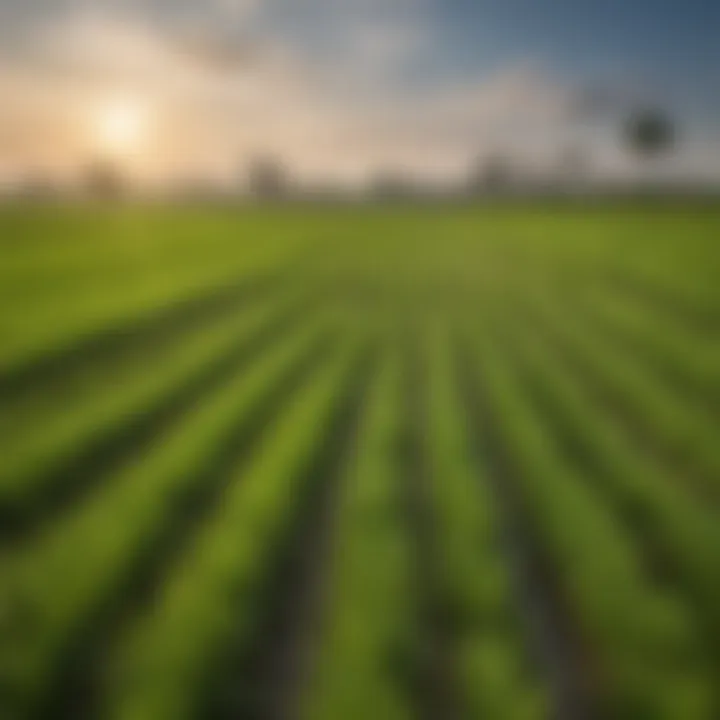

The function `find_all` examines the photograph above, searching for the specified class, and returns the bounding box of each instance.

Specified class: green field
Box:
[1,204,719,720]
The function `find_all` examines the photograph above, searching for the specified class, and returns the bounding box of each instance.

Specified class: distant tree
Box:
[18,174,61,202]
[248,156,289,200]
[468,154,513,195]
[624,109,676,159]
[84,160,125,199]
[370,171,415,200]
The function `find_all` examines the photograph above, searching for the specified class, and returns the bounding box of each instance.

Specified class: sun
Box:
[93,97,149,156]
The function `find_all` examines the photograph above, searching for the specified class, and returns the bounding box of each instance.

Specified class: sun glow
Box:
[93,97,150,156]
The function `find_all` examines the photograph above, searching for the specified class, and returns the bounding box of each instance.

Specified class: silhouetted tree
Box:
[624,109,676,159]
[370,171,415,200]
[84,160,125,199]
[469,154,513,195]
[248,156,289,200]
[18,174,62,202]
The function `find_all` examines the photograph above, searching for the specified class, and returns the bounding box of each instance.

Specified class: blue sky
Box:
[434,0,719,71]
[430,0,720,110]
[243,0,720,94]
[2,0,719,96]
[0,0,718,184]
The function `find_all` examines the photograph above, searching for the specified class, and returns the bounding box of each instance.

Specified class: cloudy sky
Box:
[0,0,718,186]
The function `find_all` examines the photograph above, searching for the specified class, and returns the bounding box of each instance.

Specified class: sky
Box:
[0,0,718,187]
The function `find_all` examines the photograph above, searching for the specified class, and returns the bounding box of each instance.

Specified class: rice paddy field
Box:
[0,203,719,720]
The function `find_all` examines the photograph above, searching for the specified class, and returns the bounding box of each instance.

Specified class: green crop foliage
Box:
[1,202,718,720]
[422,323,548,720]
[301,351,416,720]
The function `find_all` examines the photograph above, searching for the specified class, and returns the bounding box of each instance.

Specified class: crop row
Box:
[0,316,338,718]
[0,287,320,534]
[499,311,720,661]
[421,325,548,719]
[516,286,720,499]
[302,351,417,720]
[96,335,369,720]
[0,208,315,375]
[464,329,715,719]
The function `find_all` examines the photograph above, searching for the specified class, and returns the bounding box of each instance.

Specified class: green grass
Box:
[1,202,719,720]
